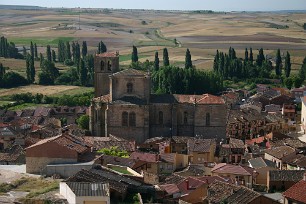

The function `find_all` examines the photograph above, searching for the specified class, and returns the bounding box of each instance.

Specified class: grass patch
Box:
[119,54,147,62]
[50,87,93,97]
[7,103,52,111]
[9,37,75,46]
[110,166,132,175]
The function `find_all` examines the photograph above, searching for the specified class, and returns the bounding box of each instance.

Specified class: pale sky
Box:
[0,0,306,11]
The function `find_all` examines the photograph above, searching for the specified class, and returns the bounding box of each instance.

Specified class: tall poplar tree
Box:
[82,41,87,58]
[163,48,169,66]
[46,45,52,62]
[185,48,192,69]
[249,48,253,64]
[154,51,159,71]
[131,45,138,63]
[275,49,282,77]
[34,43,38,60]
[285,51,291,78]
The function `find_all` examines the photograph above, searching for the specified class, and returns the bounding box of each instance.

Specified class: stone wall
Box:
[26,157,77,174]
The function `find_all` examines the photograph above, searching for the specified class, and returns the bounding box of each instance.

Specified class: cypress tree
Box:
[52,50,56,62]
[30,41,34,61]
[100,41,107,53]
[82,41,87,58]
[0,63,4,81]
[39,53,44,67]
[256,48,265,67]
[244,48,248,62]
[66,42,71,60]
[154,51,159,71]
[97,42,101,54]
[275,49,282,76]
[131,45,138,63]
[249,48,253,64]
[80,59,87,86]
[34,43,38,60]
[72,41,76,61]
[285,51,291,78]
[163,48,169,66]
[185,48,192,69]
[75,42,81,68]
[213,50,219,72]
[29,56,35,83]
[26,54,31,82]
[46,45,52,62]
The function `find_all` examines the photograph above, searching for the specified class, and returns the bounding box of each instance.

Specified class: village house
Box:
[226,108,266,139]
[60,182,110,204]
[219,138,245,164]
[25,132,92,174]
[188,139,216,164]
[205,180,280,204]
[222,92,240,108]
[264,146,296,170]
[267,170,305,192]
[210,163,257,188]
[282,104,296,125]
[0,145,25,165]
[291,87,306,103]
[248,157,277,185]
[282,173,306,204]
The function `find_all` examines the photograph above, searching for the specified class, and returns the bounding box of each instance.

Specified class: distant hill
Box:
[0,5,45,10]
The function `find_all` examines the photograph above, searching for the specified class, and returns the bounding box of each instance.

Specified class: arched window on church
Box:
[122,112,128,126]
[100,61,104,71]
[107,61,112,71]
[206,113,210,126]
[184,111,188,125]
[159,111,163,125]
[127,83,133,94]
[129,112,136,127]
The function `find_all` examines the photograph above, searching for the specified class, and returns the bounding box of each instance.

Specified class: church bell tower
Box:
[94,52,120,97]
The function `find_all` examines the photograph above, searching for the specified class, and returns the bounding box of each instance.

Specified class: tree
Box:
[22,46,27,58]
[39,60,59,85]
[131,45,138,63]
[284,77,293,89]
[46,45,52,62]
[66,41,71,60]
[1,72,28,88]
[256,48,265,67]
[30,41,34,61]
[244,48,248,62]
[26,53,35,83]
[0,63,5,81]
[79,59,87,86]
[52,50,56,62]
[275,49,282,77]
[163,48,169,66]
[97,146,129,158]
[185,48,192,69]
[154,51,159,71]
[285,51,291,78]
[249,48,253,64]
[34,43,38,60]
[75,42,81,67]
[82,41,87,58]
[39,53,44,67]
[76,115,89,130]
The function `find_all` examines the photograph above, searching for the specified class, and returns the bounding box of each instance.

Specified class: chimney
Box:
[185,180,190,190]
[304,173,306,181]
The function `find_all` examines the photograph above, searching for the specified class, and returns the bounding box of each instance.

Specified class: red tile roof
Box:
[159,184,180,195]
[96,52,118,57]
[283,179,306,203]
[129,152,158,163]
[177,177,206,194]
[211,163,256,176]
[173,94,224,105]
[25,133,91,154]
[93,94,110,102]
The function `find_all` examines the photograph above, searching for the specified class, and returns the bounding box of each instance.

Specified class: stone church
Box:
[89,52,227,143]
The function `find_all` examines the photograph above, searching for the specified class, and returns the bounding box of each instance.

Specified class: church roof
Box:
[96,52,118,57]
[112,68,148,77]
[112,96,147,105]
[150,94,177,103]
[173,94,224,105]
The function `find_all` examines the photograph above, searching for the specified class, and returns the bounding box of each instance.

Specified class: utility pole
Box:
[78,7,81,30]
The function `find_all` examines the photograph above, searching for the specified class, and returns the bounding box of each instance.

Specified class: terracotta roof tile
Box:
[265,146,296,159]
[112,68,147,77]
[269,170,305,182]
[159,184,180,195]
[177,177,206,194]
[96,52,118,57]
[283,179,306,203]
[188,139,215,153]
[130,152,158,163]
[173,94,224,105]
[211,163,256,176]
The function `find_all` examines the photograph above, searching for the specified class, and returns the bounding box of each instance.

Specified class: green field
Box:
[9,37,75,46]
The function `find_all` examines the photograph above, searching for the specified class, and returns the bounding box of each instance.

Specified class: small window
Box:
[107,61,112,71]
[122,112,128,126]
[184,112,188,125]
[129,112,136,127]
[127,83,133,93]
[206,113,210,126]
[158,111,163,125]
[100,61,104,70]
